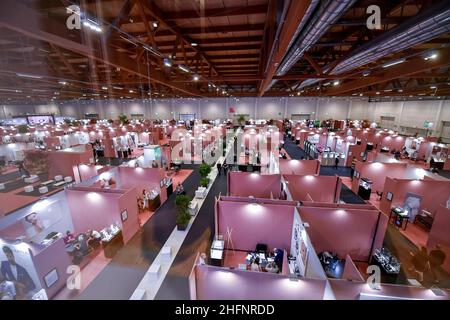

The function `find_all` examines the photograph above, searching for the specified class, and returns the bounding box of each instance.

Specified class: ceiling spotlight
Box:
[333,80,339,86]
[362,70,371,77]
[152,21,158,28]
[376,91,380,95]
[316,86,320,90]
[163,58,172,67]
[193,74,200,81]
[424,52,438,60]
[58,81,67,85]
[398,89,403,92]
[359,93,363,96]
[430,86,437,89]
[129,90,134,93]
[102,86,108,90]
[191,42,198,47]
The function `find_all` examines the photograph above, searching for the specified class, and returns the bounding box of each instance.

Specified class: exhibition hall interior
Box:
[0,0,450,301]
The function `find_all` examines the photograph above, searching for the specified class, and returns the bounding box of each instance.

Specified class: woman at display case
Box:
[250,257,261,272]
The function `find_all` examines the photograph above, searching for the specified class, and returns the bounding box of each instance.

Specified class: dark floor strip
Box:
[282,136,312,160]
[155,170,228,300]
[75,164,200,300]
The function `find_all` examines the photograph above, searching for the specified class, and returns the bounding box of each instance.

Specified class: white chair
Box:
[39,186,48,194]
[0,183,5,190]
[161,246,171,262]
[189,201,198,216]
[64,176,73,183]
[24,175,39,184]
[54,175,63,181]
[24,185,34,193]
[147,263,161,282]
[195,187,207,199]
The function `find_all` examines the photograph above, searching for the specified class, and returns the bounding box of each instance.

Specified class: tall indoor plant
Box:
[175,194,192,230]
[199,163,211,187]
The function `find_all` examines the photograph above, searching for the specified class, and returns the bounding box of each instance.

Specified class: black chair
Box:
[255,243,268,253]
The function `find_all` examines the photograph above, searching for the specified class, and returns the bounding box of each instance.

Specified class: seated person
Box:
[63,230,76,245]
[265,261,279,273]
[74,234,89,256]
[87,230,102,248]
[250,257,262,272]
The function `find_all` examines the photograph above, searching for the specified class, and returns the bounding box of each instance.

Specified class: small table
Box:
[389,207,409,230]
[41,180,55,186]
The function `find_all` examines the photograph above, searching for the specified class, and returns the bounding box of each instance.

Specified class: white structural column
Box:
[396,100,405,130]
[347,99,352,119]
[315,99,319,120]
[433,99,444,136]
[284,97,288,119]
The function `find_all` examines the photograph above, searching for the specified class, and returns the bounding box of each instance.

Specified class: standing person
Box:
[334,156,339,170]
[142,189,148,210]
[216,161,222,175]
[408,246,429,282]
[350,157,357,181]
[429,244,446,284]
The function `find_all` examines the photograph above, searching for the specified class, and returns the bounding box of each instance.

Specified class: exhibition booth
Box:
[228,172,282,199]
[283,174,342,203]
[279,159,320,175]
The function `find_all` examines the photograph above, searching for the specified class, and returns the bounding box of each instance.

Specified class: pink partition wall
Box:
[48,147,92,178]
[116,167,167,203]
[299,206,382,261]
[66,188,139,244]
[228,172,281,198]
[380,177,450,217]
[279,159,320,175]
[194,265,327,300]
[351,162,408,194]
[284,174,341,203]
[427,205,450,274]
[342,255,364,281]
[31,238,71,299]
[217,200,294,251]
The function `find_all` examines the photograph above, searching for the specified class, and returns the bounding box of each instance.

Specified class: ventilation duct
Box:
[277,0,356,76]
[330,0,450,75]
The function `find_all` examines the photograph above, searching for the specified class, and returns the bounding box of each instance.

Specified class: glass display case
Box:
[210,239,224,267]
[358,178,372,200]
[372,247,401,274]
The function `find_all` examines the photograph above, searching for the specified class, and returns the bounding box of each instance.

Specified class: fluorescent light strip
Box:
[16,73,43,79]
[382,58,405,68]
[178,65,190,73]
[0,88,22,93]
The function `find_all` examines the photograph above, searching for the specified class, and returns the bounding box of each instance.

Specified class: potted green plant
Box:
[237,114,246,128]
[118,113,129,125]
[199,163,212,179]
[17,125,29,134]
[175,194,192,230]
[200,177,210,187]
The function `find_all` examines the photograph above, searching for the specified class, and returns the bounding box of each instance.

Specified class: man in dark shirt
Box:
[429,244,446,283]
[1,246,36,298]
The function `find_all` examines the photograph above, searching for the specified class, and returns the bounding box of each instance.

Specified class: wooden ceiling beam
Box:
[0,0,203,97]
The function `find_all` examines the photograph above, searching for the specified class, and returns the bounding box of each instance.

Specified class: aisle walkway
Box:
[155,171,228,299]
[282,136,312,160]
[74,165,199,300]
